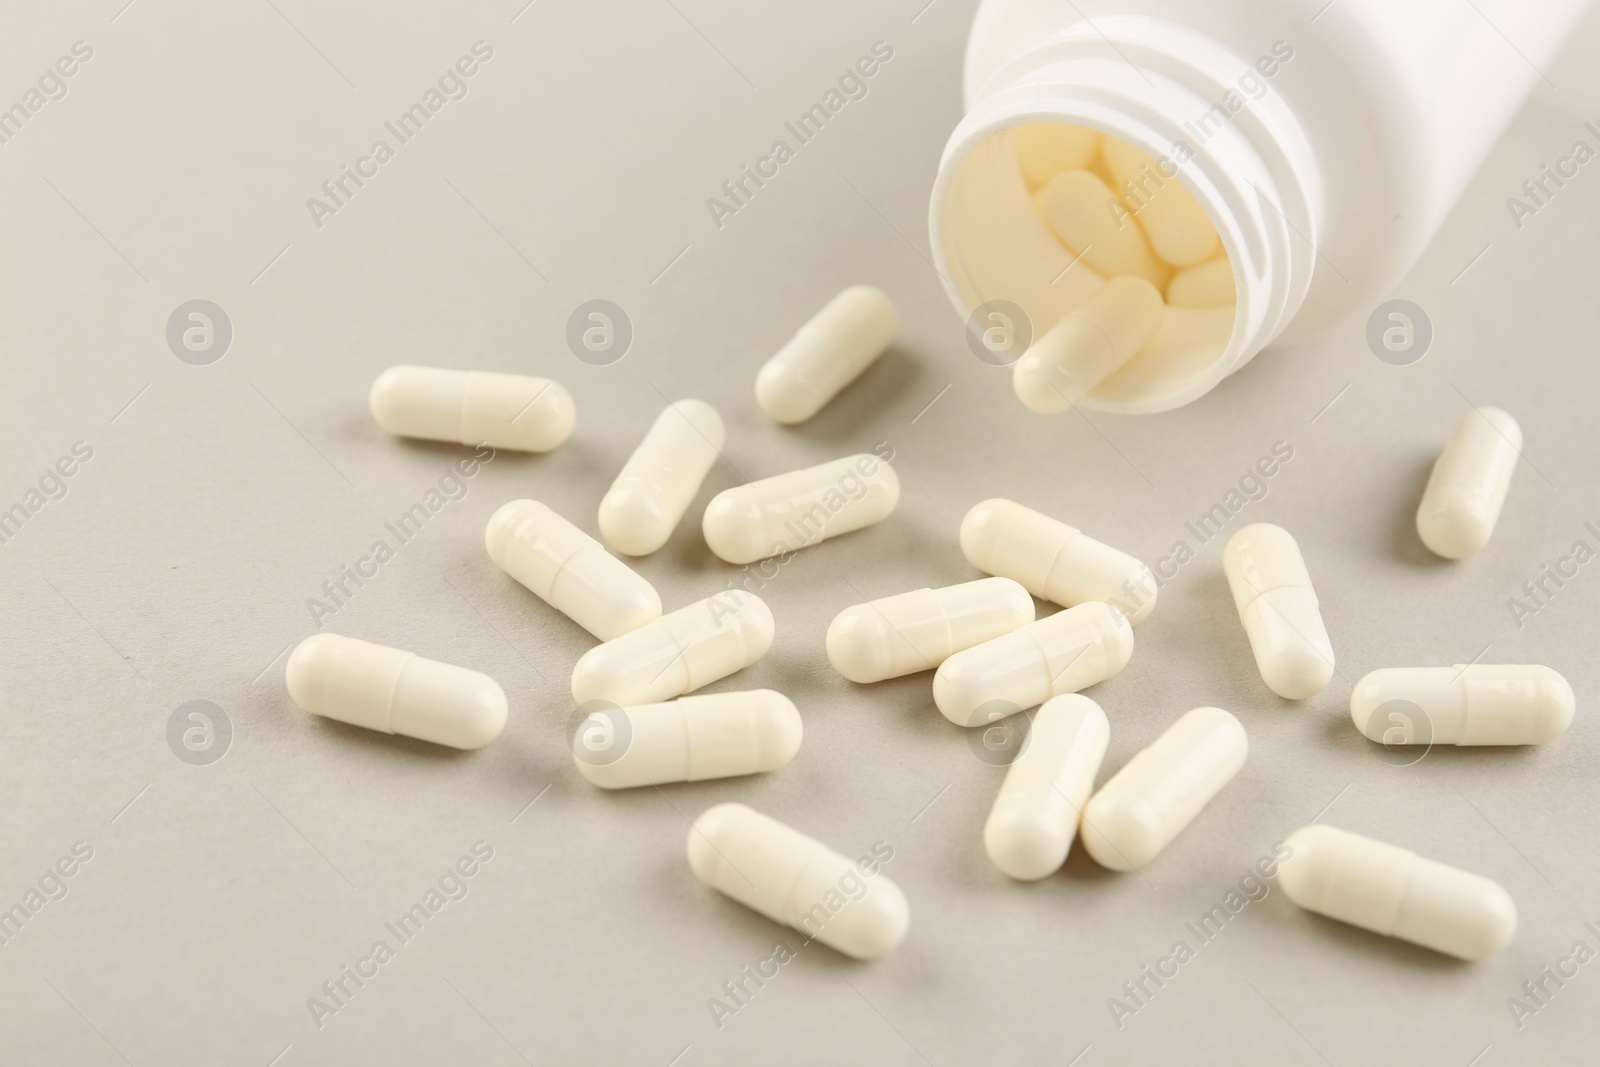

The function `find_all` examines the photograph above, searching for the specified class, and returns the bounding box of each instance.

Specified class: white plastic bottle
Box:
[931,0,1592,412]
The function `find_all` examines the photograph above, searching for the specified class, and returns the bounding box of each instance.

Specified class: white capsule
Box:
[599,399,725,557]
[825,577,1035,684]
[1279,824,1517,960]
[1102,138,1220,267]
[1416,408,1522,559]
[702,453,899,565]
[755,286,897,424]
[1351,665,1574,746]
[933,602,1133,727]
[1223,523,1334,700]
[285,634,506,749]
[571,590,775,706]
[687,802,909,960]
[1080,706,1247,871]
[984,695,1110,880]
[1013,122,1100,189]
[1036,170,1169,287]
[960,498,1156,624]
[1165,257,1235,308]
[1013,277,1164,413]
[572,690,801,789]
[485,500,661,641]
[369,365,574,452]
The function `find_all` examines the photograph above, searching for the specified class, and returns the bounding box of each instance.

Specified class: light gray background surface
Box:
[2,1,1598,1064]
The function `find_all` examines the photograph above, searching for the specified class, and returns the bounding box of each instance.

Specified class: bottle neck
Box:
[930,18,1322,413]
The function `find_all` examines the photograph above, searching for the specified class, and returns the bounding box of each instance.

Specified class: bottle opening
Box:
[941,121,1238,413]
[929,23,1319,414]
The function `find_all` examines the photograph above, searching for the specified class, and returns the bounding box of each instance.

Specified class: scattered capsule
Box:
[1101,138,1220,267]
[1224,523,1334,700]
[1416,407,1522,559]
[687,802,910,960]
[984,695,1110,880]
[825,577,1035,684]
[1165,257,1235,308]
[1035,170,1168,287]
[702,453,899,565]
[285,634,506,750]
[599,399,725,556]
[369,365,574,452]
[960,498,1156,624]
[755,286,897,424]
[1351,665,1574,746]
[571,590,775,706]
[1013,277,1164,412]
[1080,706,1247,871]
[933,602,1133,727]
[1279,824,1517,960]
[572,690,801,789]
[486,500,661,641]
[1013,122,1100,189]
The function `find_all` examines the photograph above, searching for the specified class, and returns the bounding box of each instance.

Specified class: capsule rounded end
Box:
[984,808,1068,881]
[367,366,413,434]
[958,499,1015,573]
[669,398,726,442]
[1012,349,1077,414]
[1417,489,1496,559]
[517,379,575,452]
[874,460,902,511]
[1099,605,1136,679]
[740,595,778,658]
[1348,670,1391,742]
[1224,522,1293,565]
[931,656,995,727]
[598,489,671,557]
[568,646,613,707]
[598,584,663,642]
[849,284,898,330]
[1080,793,1162,872]
[485,499,540,565]
[1259,641,1336,701]
[1119,567,1158,625]
[284,633,339,711]
[571,755,614,788]
[446,677,509,750]
[1459,883,1519,960]
[1276,824,1336,911]
[825,608,897,684]
[686,802,749,883]
[754,691,804,771]
[702,492,770,565]
[754,360,816,425]
[1530,666,1576,743]
[828,876,910,960]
